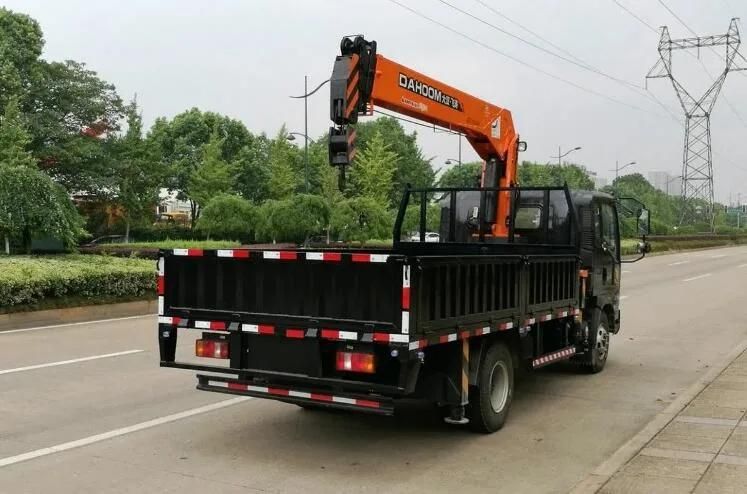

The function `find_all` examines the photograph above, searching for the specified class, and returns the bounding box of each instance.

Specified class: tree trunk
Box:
[4,235,9,255]
[190,201,198,230]
[22,227,31,255]
[125,220,131,244]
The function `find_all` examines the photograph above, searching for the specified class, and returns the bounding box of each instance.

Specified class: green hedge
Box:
[0,255,155,310]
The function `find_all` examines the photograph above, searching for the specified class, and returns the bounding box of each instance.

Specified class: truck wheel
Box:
[579,309,609,373]
[468,342,514,433]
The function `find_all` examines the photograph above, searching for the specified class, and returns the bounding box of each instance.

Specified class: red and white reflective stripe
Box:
[262,250,298,260]
[194,320,227,331]
[216,249,250,258]
[439,333,458,344]
[409,339,428,351]
[401,265,411,310]
[158,296,164,315]
[525,317,536,326]
[475,326,492,336]
[305,252,342,262]
[499,321,514,330]
[285,328,305,339]
[157,275,165,295]
[242,323,275,335]
[158,316,182,325]
[172,248,203,257]
[320,329,358,341]
[372,333,409,343]
[532,347,576,368]
[216,381,380,409]
[401,311,410,334]
[157,257,165,276]
[351,253,389,263]
[542,314,553,321]
[557,310,569,318]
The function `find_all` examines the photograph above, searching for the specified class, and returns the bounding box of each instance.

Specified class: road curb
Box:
[568,337,747,494]
[0,299,157,332]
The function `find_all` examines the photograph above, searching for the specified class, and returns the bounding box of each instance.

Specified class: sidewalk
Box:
[598,348,747,493]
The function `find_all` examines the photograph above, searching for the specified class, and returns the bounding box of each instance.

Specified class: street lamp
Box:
[444,157,461,166]
[551,146,582,166]
[286,132,316,144]
[289,76,331,193]
[611,160,636,181]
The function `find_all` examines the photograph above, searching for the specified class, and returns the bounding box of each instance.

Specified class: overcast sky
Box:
[7,0,747,202]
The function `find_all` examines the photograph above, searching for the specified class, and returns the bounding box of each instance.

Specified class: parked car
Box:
[408,232,440,243]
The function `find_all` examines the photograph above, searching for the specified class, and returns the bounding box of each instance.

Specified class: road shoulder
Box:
[570,338,747,493]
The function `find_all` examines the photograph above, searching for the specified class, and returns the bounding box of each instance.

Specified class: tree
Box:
[187,126,235,220]
[0,8,44,109]
[106,98,163,242]
[437,162,482,188]
[234,134,271,203]
[330,197,392,244]
[353,117,435,207]
[401,203,442,236]
[0,166,84,253]
[518,161,595,190]
[266,126,300,199]
[196,194,257,242]
[348,130,398,204]
[148,108,254,224]
[256,194,330,244]
[0,96,35,168]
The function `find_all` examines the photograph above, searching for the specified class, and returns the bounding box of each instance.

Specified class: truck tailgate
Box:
[160,249,406,331]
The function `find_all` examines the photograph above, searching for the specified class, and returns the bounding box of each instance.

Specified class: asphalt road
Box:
[1,246,746,494]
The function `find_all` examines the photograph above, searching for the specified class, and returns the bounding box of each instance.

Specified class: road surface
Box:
[1,246,746,493]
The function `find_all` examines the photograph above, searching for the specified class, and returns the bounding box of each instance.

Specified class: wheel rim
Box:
[595,324,609,362]
[489,361,510,413]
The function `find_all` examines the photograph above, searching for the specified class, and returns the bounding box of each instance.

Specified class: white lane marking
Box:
[683,273,712,282]
[0,397,249,468]
[710,254,727,259]
[0,350,144,376]
[0,315,154,335]
[739,264,747,269]
[668,260,690,266]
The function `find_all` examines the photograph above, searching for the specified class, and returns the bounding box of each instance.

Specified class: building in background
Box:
[588,171,608,190]
[156,189,192,218]
[648,171,682,196]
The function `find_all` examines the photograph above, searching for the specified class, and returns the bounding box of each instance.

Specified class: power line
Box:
[472,0,591,67]
[611,0,660,34]
[454,0,681,120]
[386,0,668,118]
[438,0,644,90]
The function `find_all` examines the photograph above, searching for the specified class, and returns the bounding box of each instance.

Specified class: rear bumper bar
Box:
[197,374,395,415]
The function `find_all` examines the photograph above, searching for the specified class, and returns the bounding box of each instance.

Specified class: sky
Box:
[7,0,747,203]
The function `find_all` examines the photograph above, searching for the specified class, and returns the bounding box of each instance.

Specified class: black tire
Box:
[577,308,610,373]
[468,341,514,433]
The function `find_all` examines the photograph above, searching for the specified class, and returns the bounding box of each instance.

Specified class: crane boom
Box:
[328,35,522,237]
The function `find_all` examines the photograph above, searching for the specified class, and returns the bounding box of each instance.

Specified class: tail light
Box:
[196,339,229,359]
[335,351,375,374]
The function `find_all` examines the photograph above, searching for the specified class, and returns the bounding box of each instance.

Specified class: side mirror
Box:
[637,208,650,236]
[518,141,528,152]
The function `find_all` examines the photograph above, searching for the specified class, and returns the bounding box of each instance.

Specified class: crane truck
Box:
[157,36,650,432]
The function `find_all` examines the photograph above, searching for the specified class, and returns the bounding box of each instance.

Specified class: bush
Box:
[196,194,256,242]
[331,197,392,244]
[256,194,330,244]
[0,255,155,309]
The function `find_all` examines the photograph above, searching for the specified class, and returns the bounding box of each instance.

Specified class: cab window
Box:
[600,203,618,255]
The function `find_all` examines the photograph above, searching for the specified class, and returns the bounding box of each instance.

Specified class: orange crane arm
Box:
[328,36,522,237]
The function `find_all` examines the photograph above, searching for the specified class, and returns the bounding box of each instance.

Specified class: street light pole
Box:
[551,146,582,166]
[303,75,309,192]
[458,134,462,167]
